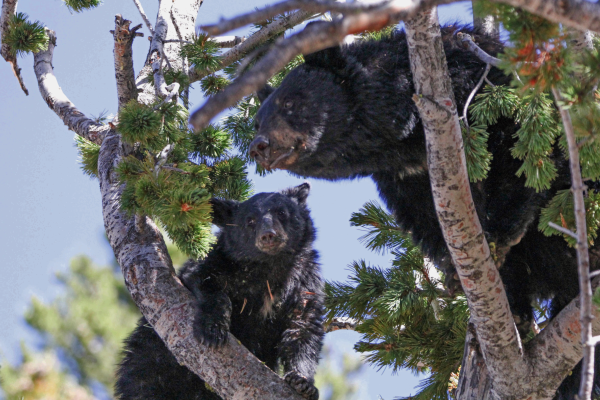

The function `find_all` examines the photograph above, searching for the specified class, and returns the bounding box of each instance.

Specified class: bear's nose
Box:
[260,229,277,245]
[249,136,269,161]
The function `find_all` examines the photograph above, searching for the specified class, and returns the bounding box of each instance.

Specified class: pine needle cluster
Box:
[4,12,48,57]
[326,202,468,400]
[63,0,102,13]
[76,98,252,258]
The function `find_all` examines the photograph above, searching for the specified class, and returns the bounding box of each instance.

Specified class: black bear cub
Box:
[249,25,599,399]
[115,183,324,400]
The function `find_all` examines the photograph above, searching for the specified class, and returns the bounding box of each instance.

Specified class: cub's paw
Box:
[284,371,319,400]
[193,311,230,347]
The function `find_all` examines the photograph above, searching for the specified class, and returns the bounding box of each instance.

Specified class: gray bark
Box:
[33,29,110,144]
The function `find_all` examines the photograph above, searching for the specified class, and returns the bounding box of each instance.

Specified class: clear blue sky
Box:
[0,1,472,398]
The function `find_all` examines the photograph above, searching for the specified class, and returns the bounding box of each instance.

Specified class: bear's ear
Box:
[281,182,311,206]
[257,84,275,103]
[210,198,239,227]
[304,46,347,74]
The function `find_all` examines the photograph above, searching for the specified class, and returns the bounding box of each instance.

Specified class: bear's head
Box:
[249,43,363,179]
[210,182,314,261]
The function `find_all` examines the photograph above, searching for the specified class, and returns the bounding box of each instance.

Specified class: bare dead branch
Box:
[202,0,393,36]
[112,15,142,110]
[462,63,491,131]
[190,0,454,131]
[132,0,154,35]
[456,32,501,66]
[548,221,579,240]
[189,10,316,84]
[0,0,28,95]
[213,35,246,48]
[97,130,304,400]
[33,29,109,144]
[552,86,594,400]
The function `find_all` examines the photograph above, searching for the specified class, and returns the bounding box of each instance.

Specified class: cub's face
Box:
[210,183,313,261]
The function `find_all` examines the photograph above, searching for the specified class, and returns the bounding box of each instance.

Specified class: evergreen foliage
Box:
[4,12,48,57]
[74,135,100,178]
[326,202,468,400]
[460,121,492,182]
[314,346,365,400]
[62,0,101,13]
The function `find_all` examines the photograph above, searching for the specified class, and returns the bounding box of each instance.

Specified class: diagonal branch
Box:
[131,0,154,35]
[97,130,305,400]
[111,14,143,110]
[494,0,600,34]
[33,29,109,144]
[0,0,28,95]
[189,9,316,84]
[201,0,396,36]
[190,0,452,131]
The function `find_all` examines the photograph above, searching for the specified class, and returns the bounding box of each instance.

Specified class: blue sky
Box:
[0,0,472,398]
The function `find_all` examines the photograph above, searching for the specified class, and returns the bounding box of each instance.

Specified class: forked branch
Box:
[0,0,28,94]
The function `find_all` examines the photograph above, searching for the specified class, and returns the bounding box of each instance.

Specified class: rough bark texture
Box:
[97,131,304,400]
[33,29,110,144]
[495,0,600,32]
[553,87,594,400]
[456,323,494,400]
[405,8,532,399]
[0,0,28,95]
[112,15,141,110]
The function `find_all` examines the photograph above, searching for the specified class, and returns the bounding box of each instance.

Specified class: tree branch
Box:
[97,130,304,400]
[0,0,28,95]
[552,86,594,400]
[111,15,142,110]
[325,317,357,332]
[189,10,316,84]
[201,0,397,36]
[456,32,501,67]
[33,29,109,144]
[494,0,600,33]
[150,0,179,101]
[190,0,453,131]
[404,8,543,398]
[131,0,154,35]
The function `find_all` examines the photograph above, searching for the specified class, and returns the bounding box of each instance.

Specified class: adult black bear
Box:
[249,26,599,399]
[115,183,324,400]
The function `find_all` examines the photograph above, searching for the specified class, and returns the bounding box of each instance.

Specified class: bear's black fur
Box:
[249,25,600,398]
[115,183,324,400]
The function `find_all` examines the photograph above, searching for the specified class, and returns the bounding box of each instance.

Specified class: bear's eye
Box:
[246,217,256,227]
[283,100,293,109]
[277,209,288,219]
[254,121,260,131]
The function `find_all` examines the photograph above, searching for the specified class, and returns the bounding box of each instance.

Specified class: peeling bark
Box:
[1,0,28,94]
[33,29,109,144]
[112,15,142,110]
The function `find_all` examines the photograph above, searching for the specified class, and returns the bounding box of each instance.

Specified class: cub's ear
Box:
[281,182,311,206]
[257,85,275,103]
[210,198,239,227]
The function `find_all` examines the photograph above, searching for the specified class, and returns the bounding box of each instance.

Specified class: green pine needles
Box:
[4,12,48,57]
[327,202,468,400]
[75,98,253,259]
[63,0,101,13]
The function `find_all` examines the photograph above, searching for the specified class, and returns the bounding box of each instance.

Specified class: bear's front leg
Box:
[279,288,324,400]
[193,290,232,347]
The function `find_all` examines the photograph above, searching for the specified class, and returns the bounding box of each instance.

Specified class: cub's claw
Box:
[193,313,230,347]
[285,371,319,400]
